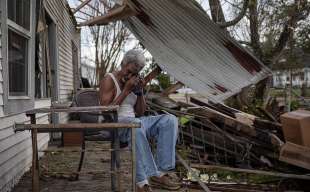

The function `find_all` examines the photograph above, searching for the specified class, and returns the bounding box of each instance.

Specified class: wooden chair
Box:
[73,89,125,190]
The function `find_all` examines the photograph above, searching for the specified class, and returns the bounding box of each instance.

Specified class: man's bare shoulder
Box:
[99,74,115,91]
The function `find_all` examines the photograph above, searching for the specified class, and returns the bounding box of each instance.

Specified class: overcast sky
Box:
[67,0,232,68]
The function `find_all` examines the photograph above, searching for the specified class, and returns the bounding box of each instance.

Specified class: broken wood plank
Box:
[79,3,137,26]
[161,82,184,96]
[191,163,310,180]
[187,106,257,137]
[176,153,212,192]
[280,142,310,170]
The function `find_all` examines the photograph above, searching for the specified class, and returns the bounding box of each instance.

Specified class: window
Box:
[8,0,30,30]
[7,0,31,97]
[3,0,34,114]
[8,30,28,96]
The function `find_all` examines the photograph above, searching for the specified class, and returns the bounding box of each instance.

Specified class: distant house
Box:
[81,58,96,87]
[0,0,80,191]
[272,48,310,88]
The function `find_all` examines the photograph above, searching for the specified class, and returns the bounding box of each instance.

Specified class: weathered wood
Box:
[187,106,257,137]
[14,123,140,132]
[26,106,119,115]
[191,164,310,180]
[30,115,39,192]
[176,153,212,192]
[39,148,130,153]
[79,3,137,26]
[161,82,184,96]
[131,128,136,192]
[280,142,310,170]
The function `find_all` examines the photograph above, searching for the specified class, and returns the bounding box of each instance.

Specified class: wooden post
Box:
[30,114,40,192]
[131,127,136,192]
[111,112,121,191]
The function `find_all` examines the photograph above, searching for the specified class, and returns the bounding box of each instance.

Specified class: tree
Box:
[205,0,310,108]
[88,0,131,85]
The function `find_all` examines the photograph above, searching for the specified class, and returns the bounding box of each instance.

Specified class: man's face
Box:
[121,63,142,83]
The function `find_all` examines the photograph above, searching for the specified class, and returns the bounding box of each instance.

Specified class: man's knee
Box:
[163,114,177,125]
[161,114,178,132]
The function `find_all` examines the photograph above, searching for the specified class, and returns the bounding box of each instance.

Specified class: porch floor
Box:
[12,141,198,192]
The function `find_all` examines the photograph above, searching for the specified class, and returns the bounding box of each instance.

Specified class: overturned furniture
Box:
[14,105,140,192]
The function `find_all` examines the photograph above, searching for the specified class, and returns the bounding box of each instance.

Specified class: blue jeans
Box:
[118,114,178,183]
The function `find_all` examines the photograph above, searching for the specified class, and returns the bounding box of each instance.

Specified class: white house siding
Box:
[273,69,310,88]
[0,10,4,116]
[0,102,50,192]
[44,0,80,123]
[0,0,80,191]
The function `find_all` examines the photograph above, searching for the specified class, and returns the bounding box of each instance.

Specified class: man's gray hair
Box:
[121,49,146,69]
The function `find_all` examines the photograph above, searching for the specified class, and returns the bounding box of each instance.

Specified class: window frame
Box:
[2,0,35,115]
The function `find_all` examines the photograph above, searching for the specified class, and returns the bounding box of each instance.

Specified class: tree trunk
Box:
[208,0,226,23]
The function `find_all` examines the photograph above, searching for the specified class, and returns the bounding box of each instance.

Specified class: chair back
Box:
[74,89,100,123]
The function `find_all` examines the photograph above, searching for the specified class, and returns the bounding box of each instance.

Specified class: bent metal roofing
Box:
[124,0,271,102]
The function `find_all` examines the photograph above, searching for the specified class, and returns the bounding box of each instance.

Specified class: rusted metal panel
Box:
[125,0,271,102]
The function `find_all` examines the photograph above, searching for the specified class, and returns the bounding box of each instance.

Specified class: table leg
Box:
[111,113,121,191]
[131,128,136,192]
[30,115,40,192]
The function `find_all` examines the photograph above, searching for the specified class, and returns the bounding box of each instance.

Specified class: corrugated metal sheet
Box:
[124,0,271,102]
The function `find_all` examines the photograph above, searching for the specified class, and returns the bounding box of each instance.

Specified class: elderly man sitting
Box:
[99,49,180,191]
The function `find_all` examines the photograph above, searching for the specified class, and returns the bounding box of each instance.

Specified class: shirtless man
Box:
[99,49,180,191]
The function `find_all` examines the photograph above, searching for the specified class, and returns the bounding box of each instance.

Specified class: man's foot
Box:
[136,184,153,192]
[150,174,181,190]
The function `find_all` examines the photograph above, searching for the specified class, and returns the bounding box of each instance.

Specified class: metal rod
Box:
[191,164,310,180]
[14,123,140,132]
[176,153,212,192]
[26,105,119,115]
[39,148,130,153]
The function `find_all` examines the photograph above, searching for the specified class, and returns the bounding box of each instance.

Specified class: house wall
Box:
[44,0,80,123]
[0,0,80,191]
[0,7,4,116]
[273,69,310,88]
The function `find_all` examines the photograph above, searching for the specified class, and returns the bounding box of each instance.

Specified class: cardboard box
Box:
[280,110,310,147]
[63,120,83,146]
[280,142,310,170]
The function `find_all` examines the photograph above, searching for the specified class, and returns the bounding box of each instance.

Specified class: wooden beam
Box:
[161,82,184,96]
[26,106,119,115]
[79,3,138,26]
[280,142,310,170]
[14,123,141,132]
[73,0,92,14]
[191,163,310,180]
[176,153,212,192]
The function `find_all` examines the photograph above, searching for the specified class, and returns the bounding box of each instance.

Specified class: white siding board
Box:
[0,133,48,168]
[0,137,48,191]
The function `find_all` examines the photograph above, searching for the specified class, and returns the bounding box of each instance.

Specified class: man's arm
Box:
[135,95,146,117]
[99,75,137,106]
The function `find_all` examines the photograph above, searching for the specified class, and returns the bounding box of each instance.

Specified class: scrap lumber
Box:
[187,106,257,137]
[79,2,138,26]
[279,142,310,170]
[176,153,212,192]
[191,164,310,180]
[161,82,184,96]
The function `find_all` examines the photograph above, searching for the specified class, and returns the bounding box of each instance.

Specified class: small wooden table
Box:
[14,106,140,192]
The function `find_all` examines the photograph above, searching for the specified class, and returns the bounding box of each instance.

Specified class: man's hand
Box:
[124,76,138,94]
[133,77,144,96]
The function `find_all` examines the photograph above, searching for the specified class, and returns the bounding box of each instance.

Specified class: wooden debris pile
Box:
[146,92,310,191]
